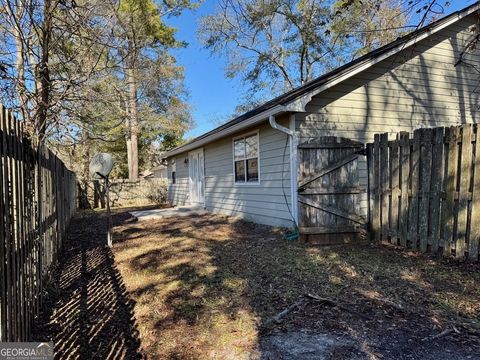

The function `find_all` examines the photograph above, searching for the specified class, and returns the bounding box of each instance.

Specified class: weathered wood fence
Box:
[0,105,77,341]
[368,124,480,260]
[298,137,367,244]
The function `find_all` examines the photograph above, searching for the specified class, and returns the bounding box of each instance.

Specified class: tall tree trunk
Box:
[127,65,139,180]
[35,0,53,140]
[79,126,91,209]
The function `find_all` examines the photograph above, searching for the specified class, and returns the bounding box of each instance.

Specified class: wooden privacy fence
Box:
[0,105,77,341]
[368,124,480,260]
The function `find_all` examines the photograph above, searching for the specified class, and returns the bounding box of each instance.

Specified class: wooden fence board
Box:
[399,132,410,247]
[367,144,374,235]
[419,129,432,253]
[470,126,480,260]
[409,130,421,250]
[2,106,13,341]
[380,133,389,241]
[390,137,400,244]
[0,112,6,341]
[457,125,472,258]
[372,135,380,241]
[429,127,444,253]
[444,126,459,257]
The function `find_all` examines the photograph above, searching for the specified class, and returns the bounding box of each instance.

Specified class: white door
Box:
[188,148,205,205]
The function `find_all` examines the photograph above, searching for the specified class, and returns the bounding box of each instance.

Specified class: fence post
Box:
[371,134,381,242]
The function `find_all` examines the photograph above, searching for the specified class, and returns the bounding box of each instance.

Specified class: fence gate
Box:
[298,137,367,244]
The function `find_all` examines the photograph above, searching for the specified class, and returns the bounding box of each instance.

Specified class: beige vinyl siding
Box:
[296,15,480,217]
[204,119,294,227]
[167,118,295,227]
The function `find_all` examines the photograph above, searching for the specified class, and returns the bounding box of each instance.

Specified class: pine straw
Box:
[113,212,480,359]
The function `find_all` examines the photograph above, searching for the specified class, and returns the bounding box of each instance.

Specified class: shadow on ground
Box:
[31,210,144,359]
[113,212,480,360]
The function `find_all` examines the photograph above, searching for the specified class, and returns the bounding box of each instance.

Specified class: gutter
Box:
[269,111,299,227]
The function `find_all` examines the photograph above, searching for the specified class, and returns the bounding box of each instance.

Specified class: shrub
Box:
[145,178,168,205]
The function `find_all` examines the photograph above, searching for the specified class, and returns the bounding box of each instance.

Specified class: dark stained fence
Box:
[0,105,77,341]
[368,124,480,260]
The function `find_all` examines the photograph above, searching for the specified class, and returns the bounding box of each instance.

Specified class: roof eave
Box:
[162,105,288,159]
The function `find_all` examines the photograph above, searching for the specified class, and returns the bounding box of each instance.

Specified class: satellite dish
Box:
[89,153,115,247]
[89,153,114,179]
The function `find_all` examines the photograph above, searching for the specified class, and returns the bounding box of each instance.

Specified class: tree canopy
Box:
[199,0,455,109]
[0,0,197,181]
[0,0,464,182]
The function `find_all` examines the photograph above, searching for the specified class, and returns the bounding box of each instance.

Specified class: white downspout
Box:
[269,112,299,227]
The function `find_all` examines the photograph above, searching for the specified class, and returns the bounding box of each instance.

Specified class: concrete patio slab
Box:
[130,206,209,221]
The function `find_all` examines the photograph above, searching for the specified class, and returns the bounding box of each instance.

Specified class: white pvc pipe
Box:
[269,113,299,227]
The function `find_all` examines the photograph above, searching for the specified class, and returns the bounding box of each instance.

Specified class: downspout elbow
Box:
[269,112,294,137]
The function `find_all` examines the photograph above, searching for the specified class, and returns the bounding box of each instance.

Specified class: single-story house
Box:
[162,3,480,231]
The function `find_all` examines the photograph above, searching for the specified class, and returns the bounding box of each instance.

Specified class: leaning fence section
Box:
[0,105,77,341]
[368,124,480,260]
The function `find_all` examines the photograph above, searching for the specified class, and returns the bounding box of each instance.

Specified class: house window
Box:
[233,133,259,183]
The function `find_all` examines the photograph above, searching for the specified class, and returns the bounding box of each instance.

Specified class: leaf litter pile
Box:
[112,211,480,359]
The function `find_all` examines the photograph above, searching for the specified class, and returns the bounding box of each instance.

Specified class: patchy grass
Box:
[113,213,480,359]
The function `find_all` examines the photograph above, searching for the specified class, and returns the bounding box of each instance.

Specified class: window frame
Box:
[232,131,261,186]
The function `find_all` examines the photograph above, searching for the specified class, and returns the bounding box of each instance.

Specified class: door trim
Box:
[188,148,205,206]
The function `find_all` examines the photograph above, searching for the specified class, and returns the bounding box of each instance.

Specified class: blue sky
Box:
[166,0,470,138]
[167,0,245,138]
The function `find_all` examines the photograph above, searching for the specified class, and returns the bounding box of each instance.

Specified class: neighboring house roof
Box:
[142,165,167,178]
[163,2,480,159]
[151,165,167,171]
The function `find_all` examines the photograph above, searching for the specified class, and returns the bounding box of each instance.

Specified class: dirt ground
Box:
[111,210,480,360]
[31,209,146,359]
